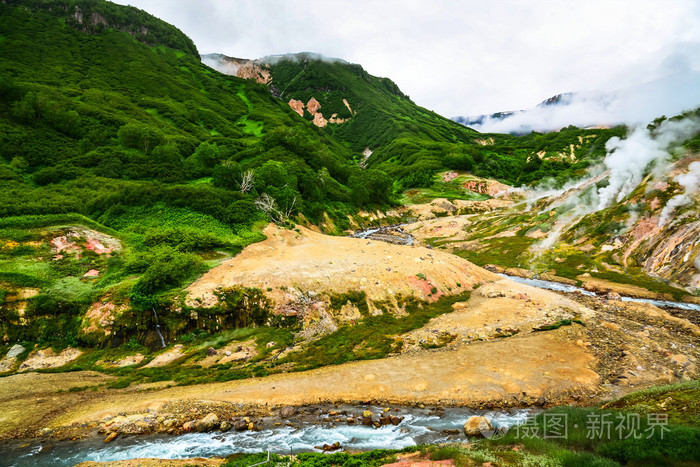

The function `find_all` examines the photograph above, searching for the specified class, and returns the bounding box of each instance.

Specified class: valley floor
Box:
[0,268,697,441]
[1,197,699,463]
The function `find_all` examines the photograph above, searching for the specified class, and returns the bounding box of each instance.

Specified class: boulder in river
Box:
[233,419,248,431]
[195,413,219,432]
[279,406,297,418]
[605,292,622,301]
[315,441,341,452]
[463,416,493,437]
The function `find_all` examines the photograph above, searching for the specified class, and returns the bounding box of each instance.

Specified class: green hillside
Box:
[246,54,627,188]
[0,0,403,223]
[0,0,399,346]
[265,53,480,150]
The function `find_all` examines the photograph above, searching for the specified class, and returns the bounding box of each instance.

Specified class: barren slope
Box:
[186,224,498,313]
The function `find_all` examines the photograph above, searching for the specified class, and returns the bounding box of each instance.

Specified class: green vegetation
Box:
[1,0,695,403]
[265,54,626,193]
[29,292,467,387]
[278,292,470,371]
[222,449,413,467]
[485,404,700,466]
[0,0,401,350]
[455,236,536,269]
[603,379,700,426]
[399,172,492,205]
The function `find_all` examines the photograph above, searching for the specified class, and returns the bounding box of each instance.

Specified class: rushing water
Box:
[499,274,700,312]
[351,225,415,246]
[152,307,166,348]
[0,408,534,466]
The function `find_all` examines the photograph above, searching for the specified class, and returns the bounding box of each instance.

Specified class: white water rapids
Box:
[1,408,533,466]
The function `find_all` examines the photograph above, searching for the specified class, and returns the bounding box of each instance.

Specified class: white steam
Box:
[660,161,700,225]
[529,115,700,254]
[597,118,700,210]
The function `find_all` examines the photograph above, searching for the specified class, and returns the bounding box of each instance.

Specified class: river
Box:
[499,274,700,312]
[0,407,533,466]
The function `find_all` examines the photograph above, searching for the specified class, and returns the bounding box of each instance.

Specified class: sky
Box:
[112,0,700,120]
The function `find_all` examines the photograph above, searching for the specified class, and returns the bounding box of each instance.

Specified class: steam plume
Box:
[597,118,700,210]
[530,115,700,254]
[660,161,700,225]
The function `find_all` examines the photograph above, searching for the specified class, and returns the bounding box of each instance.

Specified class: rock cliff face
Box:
[200,54,271,84]
[638,221,700,288]
[284,97,351,128]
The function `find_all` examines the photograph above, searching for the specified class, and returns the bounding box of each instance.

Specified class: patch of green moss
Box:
[328,290,370,317]
[603,380,700,426]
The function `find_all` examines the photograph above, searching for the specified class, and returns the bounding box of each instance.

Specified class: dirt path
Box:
[0,330,597,437]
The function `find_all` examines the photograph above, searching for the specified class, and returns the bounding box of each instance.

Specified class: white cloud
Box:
[112,0,700,118]
[469,63,700,133]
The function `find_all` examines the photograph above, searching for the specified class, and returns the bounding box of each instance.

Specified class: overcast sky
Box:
[112,0,700,118]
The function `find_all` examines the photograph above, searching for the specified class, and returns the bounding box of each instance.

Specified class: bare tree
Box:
[254,193,282,223]
[280,195,297,219]
[254,193,297,224]
[238,169,255,193]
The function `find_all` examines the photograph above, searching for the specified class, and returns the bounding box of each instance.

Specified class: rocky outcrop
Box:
[462,178,513,197]
[284,97,351,128]
[19,347,82,372]
[81,300,128,337]
[640,221,700,288]
[50,227,121,259]
[0,344,25,372]
[143,345,184,368]
[306,97,322,114]
[288,99,304,117]
[343,98,355,115]
[201,54,271,84]
[312,112,328,127]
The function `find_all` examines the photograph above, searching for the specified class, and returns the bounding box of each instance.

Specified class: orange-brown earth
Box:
[185,224,496,319]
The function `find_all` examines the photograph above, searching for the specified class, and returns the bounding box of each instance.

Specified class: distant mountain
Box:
[454,70,700,134]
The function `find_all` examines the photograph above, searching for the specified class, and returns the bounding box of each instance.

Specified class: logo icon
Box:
[479,412,509,439]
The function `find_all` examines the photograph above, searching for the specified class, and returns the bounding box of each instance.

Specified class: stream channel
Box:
[1,407,533,466]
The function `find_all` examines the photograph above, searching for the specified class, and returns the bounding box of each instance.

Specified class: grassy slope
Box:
[266,55,628,189]
[0,0,383,348]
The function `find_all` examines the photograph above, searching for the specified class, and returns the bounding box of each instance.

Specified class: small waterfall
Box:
[151,307,166,348]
